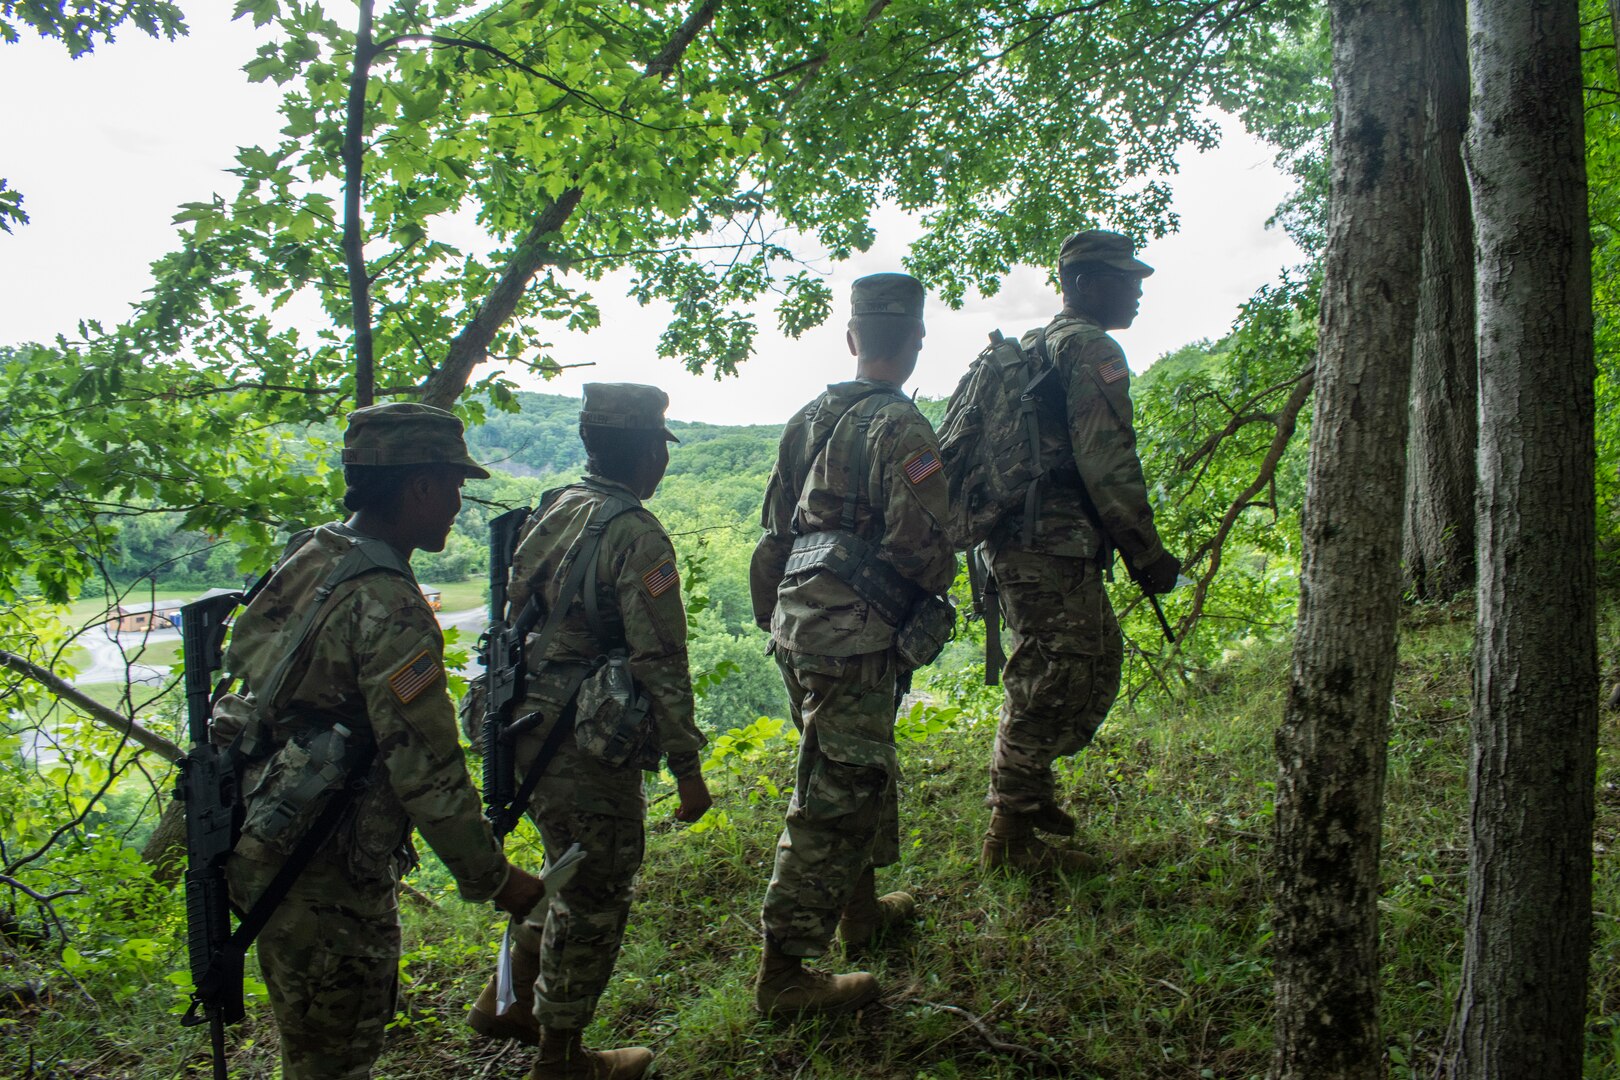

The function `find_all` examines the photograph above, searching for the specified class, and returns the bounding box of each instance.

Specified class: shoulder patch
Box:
[388,648,443,704]
[1097,357,1128,385]
[903,447,943,485]
[642,559,679,598]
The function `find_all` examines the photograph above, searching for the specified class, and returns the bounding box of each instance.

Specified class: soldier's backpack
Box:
[936,327,1068,549]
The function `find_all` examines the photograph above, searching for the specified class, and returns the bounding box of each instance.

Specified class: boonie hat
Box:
[1058,229,1155,276]
[850,273,925,319]
[342,402,491,479]
[579,383,679,443]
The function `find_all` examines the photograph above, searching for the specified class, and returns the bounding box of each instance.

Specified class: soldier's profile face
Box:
[413,467,466,552]
[1077,270,1145,330]
[638,440,671,499]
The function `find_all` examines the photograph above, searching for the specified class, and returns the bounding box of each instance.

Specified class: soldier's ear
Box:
[846,327,859,358]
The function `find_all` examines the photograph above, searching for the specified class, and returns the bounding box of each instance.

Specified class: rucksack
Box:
[937,327,1068,549]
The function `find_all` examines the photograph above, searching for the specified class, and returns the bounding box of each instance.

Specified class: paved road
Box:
[77,625,174,686]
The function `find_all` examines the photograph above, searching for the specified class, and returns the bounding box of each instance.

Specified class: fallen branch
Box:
[0,649,183,763]
[905,997,1056,1067]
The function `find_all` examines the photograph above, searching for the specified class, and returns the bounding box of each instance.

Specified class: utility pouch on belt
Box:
[572,650,651,768]
[895,593,956,670]
[785,529,915,627]
[239,721,368,856]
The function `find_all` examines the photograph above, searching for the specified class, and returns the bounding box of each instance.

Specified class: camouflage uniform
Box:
[500,385,706,1031]
[750,276,955,958]
[220,405,509,1080]
[987,231,1169,815]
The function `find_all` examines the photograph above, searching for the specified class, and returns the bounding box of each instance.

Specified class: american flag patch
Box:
[388,648,442,704]
[642,559,678,598]
[904,448,943,485]
[1097,357,1128,384]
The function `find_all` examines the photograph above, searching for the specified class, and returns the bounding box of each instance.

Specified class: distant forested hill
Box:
[465,391,786,481]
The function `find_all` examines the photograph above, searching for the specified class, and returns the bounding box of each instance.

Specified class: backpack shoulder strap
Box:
[837,390,908,533]
[794,386,907,533]
[526,485,642,666]
[253,531,414,722]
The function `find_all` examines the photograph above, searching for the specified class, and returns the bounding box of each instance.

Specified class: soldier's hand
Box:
[1132,551,1182,595]
[674,773,713,822]
[493,864,545,919]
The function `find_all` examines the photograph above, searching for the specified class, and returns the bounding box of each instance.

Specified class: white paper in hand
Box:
[495,922,516,1013]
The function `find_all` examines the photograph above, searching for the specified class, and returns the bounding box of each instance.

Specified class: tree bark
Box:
[1271,2,1425,1077]
[344,0,379,408]
[1401,0,1475,602]
[1451,0,1596,1075]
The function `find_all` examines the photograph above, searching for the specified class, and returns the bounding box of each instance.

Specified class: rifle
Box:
[175,591,246,1080]
[480,507,536,839]
[966,545,1006,686]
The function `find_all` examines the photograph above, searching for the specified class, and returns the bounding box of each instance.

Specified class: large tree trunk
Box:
[1451,0,1597,1075]
[1270,2,1425,1077]
[1401,0,1475,602]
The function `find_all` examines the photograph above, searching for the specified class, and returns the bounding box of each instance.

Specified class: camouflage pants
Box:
[227,855,400,1080]
[513,721,647,1030]
[987,549,1124,814]
[761,647,901,958]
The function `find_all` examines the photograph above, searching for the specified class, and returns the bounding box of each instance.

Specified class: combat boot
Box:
[980,809,1101,877]
[1028,800,1076,837]
[754,936,880,1017]
[837,867,917,955]
[469,922,541,1045]
[529,1026,653,1080]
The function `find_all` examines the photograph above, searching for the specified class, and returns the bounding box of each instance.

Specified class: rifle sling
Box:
[500,692,580,839]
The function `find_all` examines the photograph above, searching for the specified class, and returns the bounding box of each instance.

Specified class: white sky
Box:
[0,5,1306,425]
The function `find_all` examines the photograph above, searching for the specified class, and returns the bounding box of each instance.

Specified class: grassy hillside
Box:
[11,597,1618,1079]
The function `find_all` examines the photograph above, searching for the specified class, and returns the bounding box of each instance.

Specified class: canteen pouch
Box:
[572,651,651,768]
[895,593,956,670]
[238,722,363,858]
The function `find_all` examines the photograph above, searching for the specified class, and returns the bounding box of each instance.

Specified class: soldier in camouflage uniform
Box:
[749,273,956,1016]
[217,403,545,1080]
[980,230,1181,876]
[465,384,710,1080]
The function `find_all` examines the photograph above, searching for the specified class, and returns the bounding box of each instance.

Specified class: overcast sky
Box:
[0,5,1306,425]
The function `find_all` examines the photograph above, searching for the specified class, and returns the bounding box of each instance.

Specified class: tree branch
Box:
[0,649,183,764]
[644,0,721,78]
[1181,367,1315,632]
[417,0,724,408]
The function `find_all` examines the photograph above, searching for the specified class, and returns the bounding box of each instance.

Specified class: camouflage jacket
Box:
[1004,309,1166,567]
[507,476,705,778]
[218,523,507,900]
[750,379,956,656]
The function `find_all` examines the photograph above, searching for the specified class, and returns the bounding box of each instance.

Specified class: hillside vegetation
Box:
[8,596,1618,1079]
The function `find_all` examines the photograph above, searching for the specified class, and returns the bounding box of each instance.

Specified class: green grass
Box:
[424,577,488,613]
[6,598,1618,1079]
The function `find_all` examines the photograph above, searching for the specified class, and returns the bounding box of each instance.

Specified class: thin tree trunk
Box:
[343,0,379,408]
[1402,0,1475,602]
[1451,0,1596,1074]
[1271,1,1425,1076]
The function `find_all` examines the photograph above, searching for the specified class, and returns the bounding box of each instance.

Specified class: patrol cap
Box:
[850,272,925,319]
[1057,229,1154,277]
[579,382,679,443]
[342,402,491,479]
